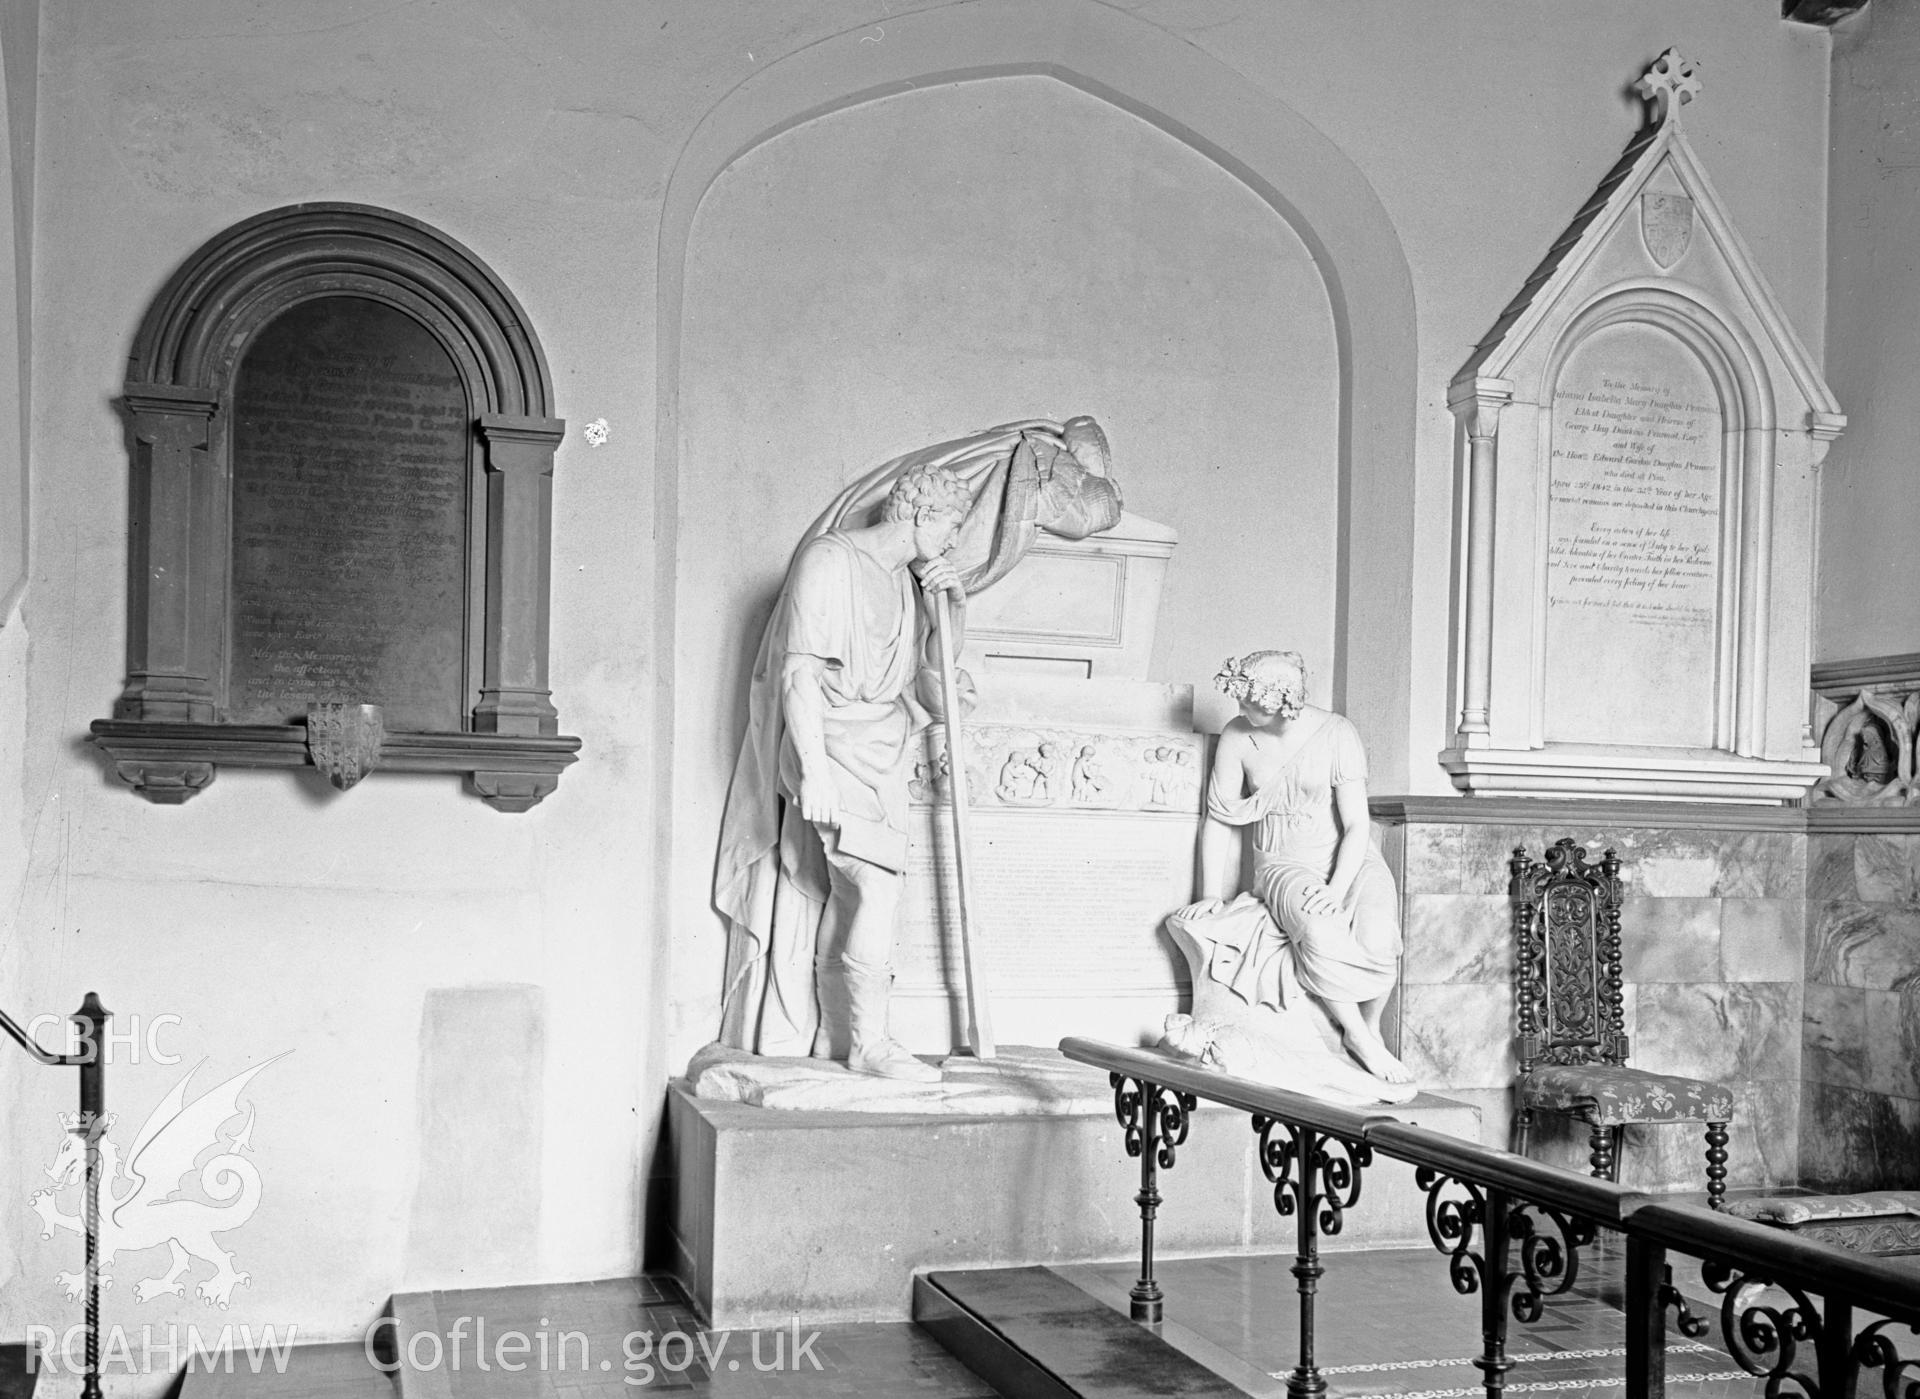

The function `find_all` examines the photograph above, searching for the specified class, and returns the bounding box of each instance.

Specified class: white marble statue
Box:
[1164,649,1415,1104]
[713,418,1123,1081]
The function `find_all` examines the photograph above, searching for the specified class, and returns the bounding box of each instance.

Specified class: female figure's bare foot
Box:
[1326,1001,1414,1084]
[1342,1026,1413,1084]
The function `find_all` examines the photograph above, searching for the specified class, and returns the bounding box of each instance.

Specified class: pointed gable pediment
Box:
[1455,49,1840,431]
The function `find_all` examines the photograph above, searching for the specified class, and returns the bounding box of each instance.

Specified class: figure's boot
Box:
[843,960,940,1083]
[810,956,851,1061]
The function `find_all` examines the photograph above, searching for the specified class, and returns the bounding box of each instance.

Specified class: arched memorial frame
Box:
[1528,283,1769,756]
[89,202,579,811]
[1439,51,1843,805]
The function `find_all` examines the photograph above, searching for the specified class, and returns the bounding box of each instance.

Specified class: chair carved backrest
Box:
[1509,838,1628,1078]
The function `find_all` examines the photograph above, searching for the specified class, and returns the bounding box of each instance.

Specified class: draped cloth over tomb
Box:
[715,420,1125,1054]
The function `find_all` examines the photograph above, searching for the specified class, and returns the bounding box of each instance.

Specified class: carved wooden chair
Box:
[1509,838,1734,1211]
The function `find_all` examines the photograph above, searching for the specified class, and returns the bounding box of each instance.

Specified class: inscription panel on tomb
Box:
[1545,324,1724,747]
[896,807,1193,994]
[228,297,471,731]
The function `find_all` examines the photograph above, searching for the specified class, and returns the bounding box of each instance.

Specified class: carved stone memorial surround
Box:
[90,203,580,810]
[1441,52,1843,804]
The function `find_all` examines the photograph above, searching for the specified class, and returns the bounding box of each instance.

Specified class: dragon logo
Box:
[30,1055,285,1309]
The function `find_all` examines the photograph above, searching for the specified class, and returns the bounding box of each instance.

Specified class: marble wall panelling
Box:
[1400,823,1803,900]
[1620,896,1722,983]
[1807,834,1857,905]
[1534,828,1800,899]
[1398,982,1514,1090]
[1720,898,1805,983]
[1438,1085,1514,1151]
[1633,981,1801,1083]
[1864,985,1920,1099]
[1851,833,1920,905]
[1802,980,1870,1090]
[1800,1081,1920,1191]
[1373,819,1406,894]
[1731,1078,1800,1187]
[1400,822,1534,896]
[1401,893,1511,984]
[1657,1078,1796,1189]
[1809,901,1920,989]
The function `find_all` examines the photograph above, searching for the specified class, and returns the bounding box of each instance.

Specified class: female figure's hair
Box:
[1214,650,1308,715]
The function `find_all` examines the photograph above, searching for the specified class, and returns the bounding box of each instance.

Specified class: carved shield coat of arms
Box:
[307,703,385,791]
[1641,192,1694,269]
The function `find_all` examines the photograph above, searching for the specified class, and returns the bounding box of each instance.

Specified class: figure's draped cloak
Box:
[714,420,1124,1054]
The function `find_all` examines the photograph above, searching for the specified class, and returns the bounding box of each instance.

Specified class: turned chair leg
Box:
[1513,1106,1533,1157]
[1704,1120,1729,1212]
[1587,1121,1615,1179]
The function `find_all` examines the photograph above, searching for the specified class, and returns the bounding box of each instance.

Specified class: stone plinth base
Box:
[666,1049,1480,1329]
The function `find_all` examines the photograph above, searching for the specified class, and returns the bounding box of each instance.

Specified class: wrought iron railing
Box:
[3,994,110,1399]
[1061,1036,1920,1399]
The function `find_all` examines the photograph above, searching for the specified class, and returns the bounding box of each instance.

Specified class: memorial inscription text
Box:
[228,298,470,731]
[1545,326,1724,746]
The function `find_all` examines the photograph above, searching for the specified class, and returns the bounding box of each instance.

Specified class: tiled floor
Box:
[166,1246,1913,1398]
[1055,1245,1792,1398]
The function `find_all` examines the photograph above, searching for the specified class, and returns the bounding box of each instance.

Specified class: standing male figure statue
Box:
[716,417,1124,1080]
[769,463,970,1081]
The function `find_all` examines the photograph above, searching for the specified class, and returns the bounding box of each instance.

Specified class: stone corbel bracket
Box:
[91,721,579,812]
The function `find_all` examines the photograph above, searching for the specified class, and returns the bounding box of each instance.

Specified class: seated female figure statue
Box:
[1193,649,1410,1083]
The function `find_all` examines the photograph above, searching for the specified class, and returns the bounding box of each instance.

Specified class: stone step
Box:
[914,1267,1242,1399]
[0,1344,38,1399]
[174,1342,392,1399]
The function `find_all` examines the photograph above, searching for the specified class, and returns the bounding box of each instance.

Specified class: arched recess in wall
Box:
[653,1,1421,870]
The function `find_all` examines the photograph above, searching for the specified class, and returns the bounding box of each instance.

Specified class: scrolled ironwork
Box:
[1154,1086,1197,1170]
[1854,1318,1920,1399]
[1417,1169,1600,1328]
[1702,1257,1823,1398]
[1253,1114,1300,1218]
[1110,1071,1144,1157]
[1313,1134,1371,1237]
[1509,1200,1595,1323]
[1111,1073,1195,1169]
[1417,1166,1489,1299]
[1108,1073,1193,1323]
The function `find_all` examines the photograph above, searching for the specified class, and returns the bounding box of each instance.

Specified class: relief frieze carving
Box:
[912,723,1203,814]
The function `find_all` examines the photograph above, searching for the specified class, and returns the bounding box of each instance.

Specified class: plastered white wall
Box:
[1819,2,1919,660]
[0,0,1834,1354]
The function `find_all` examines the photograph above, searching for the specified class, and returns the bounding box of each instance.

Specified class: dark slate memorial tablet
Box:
[228,297,470,732]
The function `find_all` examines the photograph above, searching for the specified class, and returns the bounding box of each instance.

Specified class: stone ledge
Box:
[1373,795,1808,831]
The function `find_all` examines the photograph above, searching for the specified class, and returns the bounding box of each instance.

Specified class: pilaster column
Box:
[115,385,221,722]
[473,413,565,735]
[1448,378,1511,748]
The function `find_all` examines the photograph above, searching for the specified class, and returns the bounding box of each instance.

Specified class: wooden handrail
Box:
[1631,1199,1920,1314]
[1060,1036,1394,1141]
[1365,1119,1656,1225]
[1061,1035,1920,1398]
